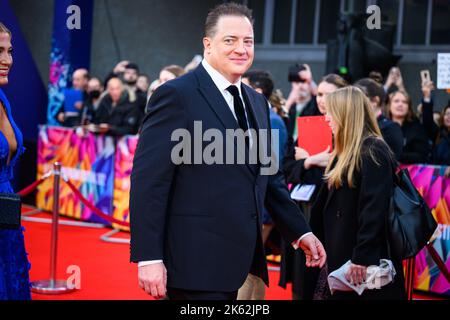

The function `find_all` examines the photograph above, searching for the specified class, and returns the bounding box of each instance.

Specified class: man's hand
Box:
[98,123,110,133]
[113,60,130,74]
[75,101,83,110]
[57,112,65,123]
[285,82,303,111]
[299,64,313,84]
[138,262,167,299]
[345,263,367,286]
[299,234,326,268]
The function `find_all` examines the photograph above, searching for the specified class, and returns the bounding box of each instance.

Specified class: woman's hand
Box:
[345,263,367,286]
[421,80,434,100]
[295,147,310,161]
[304,146,331,169]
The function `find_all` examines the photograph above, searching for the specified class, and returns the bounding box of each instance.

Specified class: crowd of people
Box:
[1,1,447,301]
[55,36,448,301]
[55,59,193,136]
[58,56,449,175]
[244,64,449,300]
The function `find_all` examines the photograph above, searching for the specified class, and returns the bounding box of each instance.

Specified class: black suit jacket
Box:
[130,64,311,292]
[310,137,405,299]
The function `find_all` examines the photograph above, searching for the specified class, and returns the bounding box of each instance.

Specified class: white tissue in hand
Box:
[327,259,396,295]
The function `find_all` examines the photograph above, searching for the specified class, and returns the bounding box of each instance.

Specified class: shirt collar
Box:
[202,59,242,96]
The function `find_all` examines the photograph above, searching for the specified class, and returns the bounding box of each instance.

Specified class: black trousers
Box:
[167,287,238,300]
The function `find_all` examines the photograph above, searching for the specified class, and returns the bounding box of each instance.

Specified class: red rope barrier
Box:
[426,243,450,284]
[17,173,51,197]
[63,178,130,227]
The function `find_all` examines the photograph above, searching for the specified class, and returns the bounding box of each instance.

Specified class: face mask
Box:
[89,90,101,99]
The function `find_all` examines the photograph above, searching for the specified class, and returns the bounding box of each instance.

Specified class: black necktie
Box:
[226,85,249,131]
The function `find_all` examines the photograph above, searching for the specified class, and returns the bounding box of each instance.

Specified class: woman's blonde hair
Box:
[162,65,186,78]
[0,22,11,38]
[324,86,383,188]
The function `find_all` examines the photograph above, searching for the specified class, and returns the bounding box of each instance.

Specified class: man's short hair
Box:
[74,68,90,81]
[126,63,140,73]
[243,70,274,100]
[204,3,253,38]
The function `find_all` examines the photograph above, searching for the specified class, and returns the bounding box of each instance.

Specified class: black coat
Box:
[310,137,405,299]
[377,115,403,160]
[398,119,431,164]
[94,91,143,136]
[421,99,450,165]
[130,64,311,292]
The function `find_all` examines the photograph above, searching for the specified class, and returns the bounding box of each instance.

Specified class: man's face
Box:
[87,78,102,93]
[203,15,254,84]
[124,68,138,85]
[108,79,123,103]
[291,81,310,99]
[72,70,88,90]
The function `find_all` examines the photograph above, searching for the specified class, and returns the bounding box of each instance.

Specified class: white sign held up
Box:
[437,53,450,89]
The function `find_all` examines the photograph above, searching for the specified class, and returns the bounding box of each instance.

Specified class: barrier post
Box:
[31,162,77,294]
[404,257,415,300]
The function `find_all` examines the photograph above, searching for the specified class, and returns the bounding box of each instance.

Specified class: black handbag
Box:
[0,192,22,229]
[387,169,438,259]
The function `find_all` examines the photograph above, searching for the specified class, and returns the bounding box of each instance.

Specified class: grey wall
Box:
[9,0,449,111]
[90,0,220,81]
[9,0,54,86]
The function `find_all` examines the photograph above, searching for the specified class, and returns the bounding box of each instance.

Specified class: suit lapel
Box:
[195,65,240,131]
[194,65,257,176]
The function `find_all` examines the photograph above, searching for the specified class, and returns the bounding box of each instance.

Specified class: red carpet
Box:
[22,206,292,300]
[23,206,443,300]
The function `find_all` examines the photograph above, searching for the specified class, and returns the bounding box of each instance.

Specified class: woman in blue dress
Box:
[0,22,31,300]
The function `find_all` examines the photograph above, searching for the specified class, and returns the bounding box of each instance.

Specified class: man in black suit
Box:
[130,3,326,300]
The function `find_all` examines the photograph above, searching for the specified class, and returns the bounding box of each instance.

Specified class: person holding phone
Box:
[285,63,320,140]
[419,75,450,174]
[384,67,406,95]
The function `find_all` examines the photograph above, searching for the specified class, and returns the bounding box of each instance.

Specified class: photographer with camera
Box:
[285,64,320,140]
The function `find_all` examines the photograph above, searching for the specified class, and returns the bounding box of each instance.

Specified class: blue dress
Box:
[0,88,31,300]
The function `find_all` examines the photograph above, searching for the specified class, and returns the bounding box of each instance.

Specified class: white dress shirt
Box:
[138,60,310,268]
[202,59,253,147]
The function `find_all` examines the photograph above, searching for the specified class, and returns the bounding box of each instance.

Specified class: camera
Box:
[288,63,307,83]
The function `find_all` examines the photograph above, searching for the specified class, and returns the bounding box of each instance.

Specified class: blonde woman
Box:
[311,86,406,300]
[280,74,347,300]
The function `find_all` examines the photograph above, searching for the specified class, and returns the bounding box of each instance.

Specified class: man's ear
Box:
[255,88,263,95]
[203,37,211,55]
